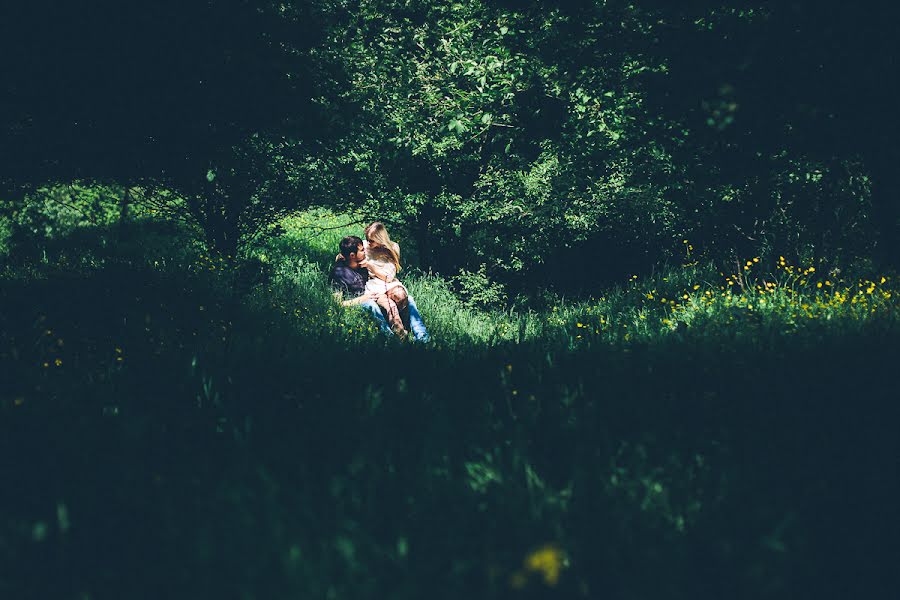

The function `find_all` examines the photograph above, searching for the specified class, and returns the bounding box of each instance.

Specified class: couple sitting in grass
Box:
[330,222,429,342]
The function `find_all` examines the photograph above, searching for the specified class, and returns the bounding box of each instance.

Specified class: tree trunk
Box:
[197,190,242,260]
[118,186,131,224]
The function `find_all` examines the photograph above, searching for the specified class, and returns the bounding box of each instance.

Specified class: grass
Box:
[1,210,899,599]
[261,210,898,349]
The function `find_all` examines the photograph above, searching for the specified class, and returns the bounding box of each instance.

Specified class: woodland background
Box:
[1,2,898,598]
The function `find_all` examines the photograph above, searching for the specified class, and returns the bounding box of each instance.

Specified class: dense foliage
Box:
[2,1,898,292]
[327,0,898,291]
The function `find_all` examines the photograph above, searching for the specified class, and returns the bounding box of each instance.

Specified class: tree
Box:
[327,0,899,293]
[327,0,685,290]
[0,0,335,256]
[640,1,898,264]
[3,1,893,277]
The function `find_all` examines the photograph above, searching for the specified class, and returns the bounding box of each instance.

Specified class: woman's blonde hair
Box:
[365,222,401,271]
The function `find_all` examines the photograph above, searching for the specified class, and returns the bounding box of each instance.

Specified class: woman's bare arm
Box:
[361,258,396,282]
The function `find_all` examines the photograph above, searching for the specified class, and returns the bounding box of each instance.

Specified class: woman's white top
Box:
[363,240,403,296]
[364,254,397,295]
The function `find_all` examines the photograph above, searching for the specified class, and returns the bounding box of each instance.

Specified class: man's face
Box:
[351,244,366,263]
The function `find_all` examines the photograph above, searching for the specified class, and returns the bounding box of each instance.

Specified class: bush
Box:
[0,214,10,258]
[451,264,508,310]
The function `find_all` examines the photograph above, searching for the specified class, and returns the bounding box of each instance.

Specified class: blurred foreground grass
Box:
[1,210,898,599]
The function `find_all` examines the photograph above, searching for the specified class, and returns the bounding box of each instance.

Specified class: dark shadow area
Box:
[2,238,899,597]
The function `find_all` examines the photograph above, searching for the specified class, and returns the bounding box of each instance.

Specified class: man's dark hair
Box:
[339,235,363,259]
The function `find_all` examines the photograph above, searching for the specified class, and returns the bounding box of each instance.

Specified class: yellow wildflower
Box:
[524,544,564,586]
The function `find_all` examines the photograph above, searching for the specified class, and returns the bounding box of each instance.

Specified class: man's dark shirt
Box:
[330,261,369,297]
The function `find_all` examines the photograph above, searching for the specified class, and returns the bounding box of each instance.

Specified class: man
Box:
[330,235,429,342]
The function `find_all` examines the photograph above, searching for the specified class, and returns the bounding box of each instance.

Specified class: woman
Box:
[360,222,411,338]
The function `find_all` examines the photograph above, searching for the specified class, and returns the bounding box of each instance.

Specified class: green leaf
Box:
[448,119,467,134]
[206,169,216,182]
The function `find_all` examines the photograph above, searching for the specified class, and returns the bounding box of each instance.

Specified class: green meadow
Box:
[1,207,897,599]
[3,2,899,597]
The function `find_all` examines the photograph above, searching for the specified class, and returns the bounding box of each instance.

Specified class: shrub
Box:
[451,264,508,310]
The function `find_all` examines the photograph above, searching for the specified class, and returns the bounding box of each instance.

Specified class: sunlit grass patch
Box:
[267,209,368,268]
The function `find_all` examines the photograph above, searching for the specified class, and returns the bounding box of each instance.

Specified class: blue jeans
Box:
[406,295,430,342]
[358,295,430,342]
